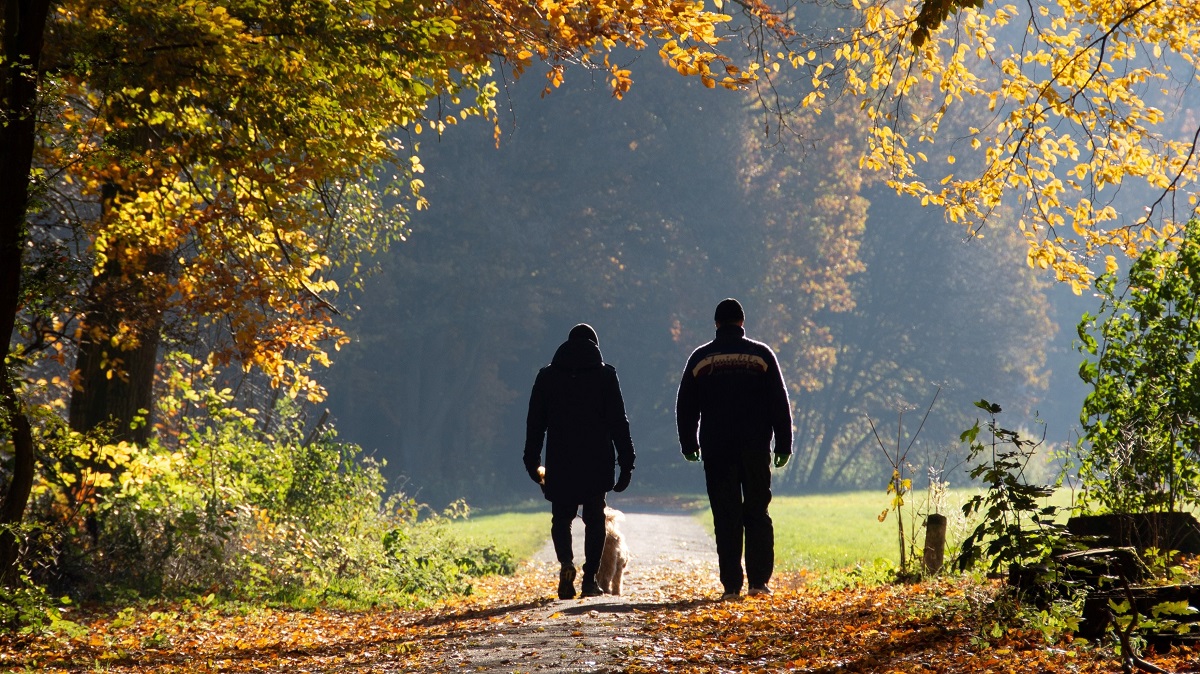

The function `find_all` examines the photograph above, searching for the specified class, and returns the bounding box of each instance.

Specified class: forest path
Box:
[528,507,719,584]
[414,503,723,672]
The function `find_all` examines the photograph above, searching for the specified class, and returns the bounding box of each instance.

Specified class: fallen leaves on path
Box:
[4,566,1197,672]
[625,575,1199,673]
[1,571,551,672]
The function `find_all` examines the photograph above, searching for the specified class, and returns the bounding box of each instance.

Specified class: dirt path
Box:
[422,505,721,673]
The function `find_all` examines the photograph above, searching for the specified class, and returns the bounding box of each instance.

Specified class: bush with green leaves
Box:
[382,500,516,598]
[1076,218,1200,514]
[953,401,1089,655]
[8,362,520,624]
[0,519,85,637]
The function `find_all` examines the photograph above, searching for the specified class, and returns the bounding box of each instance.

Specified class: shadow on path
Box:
[408,597,556,627]
[556,596,713,616]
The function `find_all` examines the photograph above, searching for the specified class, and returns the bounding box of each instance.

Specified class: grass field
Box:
[452,488,1076,572]
[451,507,550,563]
[766,488,1076,571]
[770,491,907,570]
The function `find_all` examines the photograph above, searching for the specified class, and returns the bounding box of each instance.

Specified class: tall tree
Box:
[741,104,870,394]
[0,0,54,582]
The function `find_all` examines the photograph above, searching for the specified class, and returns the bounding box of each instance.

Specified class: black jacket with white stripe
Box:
[676,324,793,462]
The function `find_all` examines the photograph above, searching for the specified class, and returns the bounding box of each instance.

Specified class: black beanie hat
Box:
[714,298,745,325]
[568,323,599,346]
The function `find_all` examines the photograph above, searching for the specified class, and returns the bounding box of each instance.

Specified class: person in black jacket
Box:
[524,324,635,599]
[676,299,792,599]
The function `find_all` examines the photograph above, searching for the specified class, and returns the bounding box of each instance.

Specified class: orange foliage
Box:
[32,0,774,402]
[5,569,1196,672]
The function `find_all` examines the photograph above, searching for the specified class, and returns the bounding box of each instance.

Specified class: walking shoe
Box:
[581,576,603,597]
[558,565,577,599]
[720,590,742,601]
[747,585,772,597]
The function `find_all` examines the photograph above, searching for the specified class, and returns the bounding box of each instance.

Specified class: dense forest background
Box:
[322,59,1094,509]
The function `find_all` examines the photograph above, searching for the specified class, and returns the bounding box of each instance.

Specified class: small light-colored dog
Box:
[596,507,629,595]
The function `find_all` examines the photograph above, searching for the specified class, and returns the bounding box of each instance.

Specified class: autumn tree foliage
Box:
[0,0,759,581]
[780,185,1054,492]
[724,8,1055,491]
[740,105,869,394]
[739,0,1200,292]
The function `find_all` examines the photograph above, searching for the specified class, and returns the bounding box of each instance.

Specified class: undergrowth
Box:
[1,363,516,633]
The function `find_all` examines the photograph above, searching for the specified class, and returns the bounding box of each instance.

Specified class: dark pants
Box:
[551,494,606,578]
[704,450,774,593]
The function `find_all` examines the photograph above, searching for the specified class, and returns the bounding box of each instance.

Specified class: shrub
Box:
[10,367,517,621]
[1076,218,1200,513]
[956,400,1068,574]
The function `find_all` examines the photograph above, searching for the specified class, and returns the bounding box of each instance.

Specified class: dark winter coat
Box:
[523,336,636,503]
[676,324,793,461]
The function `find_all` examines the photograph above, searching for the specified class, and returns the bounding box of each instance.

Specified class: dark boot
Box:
[580,573,602,597]
[558,565,577,599]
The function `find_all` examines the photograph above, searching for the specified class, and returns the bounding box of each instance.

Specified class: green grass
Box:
[451,488,1080,573]
[768,491,910,571]
[450,510,550,563]
[764,487,1079,571]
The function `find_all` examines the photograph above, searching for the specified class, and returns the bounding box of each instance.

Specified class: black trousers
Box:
[704,450,774,593]
[551,494,606,578]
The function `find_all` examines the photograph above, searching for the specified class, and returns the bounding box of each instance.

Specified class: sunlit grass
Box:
[451,509,549,563]
[725,487,1078,571]
[456,488,1080,573]
[769,491,904,571]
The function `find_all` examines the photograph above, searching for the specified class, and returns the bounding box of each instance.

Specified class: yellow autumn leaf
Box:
[1105,255,1118,274]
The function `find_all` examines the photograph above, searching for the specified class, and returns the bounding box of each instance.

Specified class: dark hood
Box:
[551,337,604,370]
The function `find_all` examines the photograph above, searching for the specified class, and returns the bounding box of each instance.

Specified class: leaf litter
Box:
[3,555,1197,672]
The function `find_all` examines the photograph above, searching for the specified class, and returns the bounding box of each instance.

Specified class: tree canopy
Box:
[735,0,1200,292]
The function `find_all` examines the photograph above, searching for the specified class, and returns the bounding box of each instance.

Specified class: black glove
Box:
[613,469,632,492]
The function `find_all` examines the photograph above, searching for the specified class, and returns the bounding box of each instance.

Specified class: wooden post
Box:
[923,513,948,574]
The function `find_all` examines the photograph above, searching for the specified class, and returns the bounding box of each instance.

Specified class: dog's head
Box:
[603,507,625,524]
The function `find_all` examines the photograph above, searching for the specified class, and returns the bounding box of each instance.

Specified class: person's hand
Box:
[773,453,790,468]
[684,451,701,462]
[614,469,632,492]
[529,466,545,485]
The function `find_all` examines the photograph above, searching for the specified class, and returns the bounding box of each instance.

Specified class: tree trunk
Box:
[68,257,165,443]
[802,343,872,491]
[0,0,54,584]
[68,163,169,442]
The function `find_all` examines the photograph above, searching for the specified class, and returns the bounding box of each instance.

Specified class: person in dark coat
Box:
[524,323,635,599]
[676,298,792,599]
